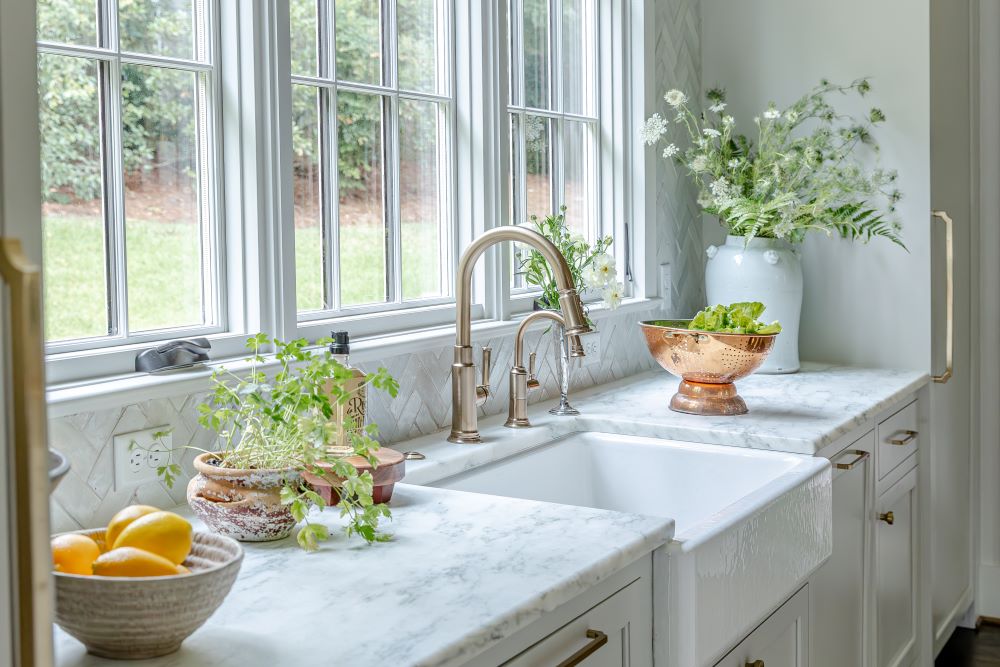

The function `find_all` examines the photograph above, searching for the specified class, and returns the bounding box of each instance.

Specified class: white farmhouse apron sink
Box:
[432,432,832,666]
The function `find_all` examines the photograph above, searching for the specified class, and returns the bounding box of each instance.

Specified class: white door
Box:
[875,469,919,667]
[811,436,874,667]
[0,0,51,664]
[929,0,975,653]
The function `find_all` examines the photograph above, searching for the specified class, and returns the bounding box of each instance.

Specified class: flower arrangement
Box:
[642,79,905,248]
[145,334,400,550]
[518,207,623,311]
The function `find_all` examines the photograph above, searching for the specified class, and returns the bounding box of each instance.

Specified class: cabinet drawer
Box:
[714,585,809,667]
[877,401,918,480]
[503,578,649,667]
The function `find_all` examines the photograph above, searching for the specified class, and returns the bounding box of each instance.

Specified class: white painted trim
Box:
[46,296,662,417]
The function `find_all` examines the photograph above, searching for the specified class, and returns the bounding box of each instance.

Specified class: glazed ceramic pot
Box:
[187,453,299,542]
[705,235,803,374]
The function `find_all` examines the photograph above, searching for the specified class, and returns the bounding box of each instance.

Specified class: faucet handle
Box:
[527,351,540,390]
[476,346,492,406]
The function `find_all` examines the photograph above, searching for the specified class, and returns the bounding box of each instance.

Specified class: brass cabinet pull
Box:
[746,661,765,667]
[556,629,608,667]
[888,430,918,446]
[0,238,53,665]
[932,210,953,383]
[834,449,869,470]
[879,511,895,525]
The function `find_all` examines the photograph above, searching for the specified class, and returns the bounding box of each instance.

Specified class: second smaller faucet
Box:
[504,311,586,428]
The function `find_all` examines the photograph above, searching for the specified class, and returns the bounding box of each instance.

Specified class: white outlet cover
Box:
[113,426,172,491]
[580,330,601,367]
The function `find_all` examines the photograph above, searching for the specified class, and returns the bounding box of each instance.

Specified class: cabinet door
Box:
[811,434,874,667]
[715,586,809,667]
[875,468,919,667]
[503,578,651,667]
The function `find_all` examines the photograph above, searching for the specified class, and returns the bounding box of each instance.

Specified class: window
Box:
[506,0,600,291]
[36,0,222,352]
[289,0,454,321]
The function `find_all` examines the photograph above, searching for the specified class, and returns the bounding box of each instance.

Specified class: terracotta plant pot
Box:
[300,447,406,506]
[187,453,299,542]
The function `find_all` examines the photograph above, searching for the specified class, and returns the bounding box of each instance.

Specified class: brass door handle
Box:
[879,511,895,525]
[746,661,765,667]
[834,449,870,470]
[889,430,918,446]
[556,629,608,667]
[932,210,953,383]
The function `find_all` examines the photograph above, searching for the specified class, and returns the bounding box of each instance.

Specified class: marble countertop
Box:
[55,485,673,667]
[403,362,928,485]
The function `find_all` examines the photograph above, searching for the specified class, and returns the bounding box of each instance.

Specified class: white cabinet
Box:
[715,586,809,667]
[875,468,919,667]
[810,433,875,667]
[503,578,649,667]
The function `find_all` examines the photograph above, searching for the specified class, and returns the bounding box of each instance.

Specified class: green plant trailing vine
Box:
[144,334,400,551]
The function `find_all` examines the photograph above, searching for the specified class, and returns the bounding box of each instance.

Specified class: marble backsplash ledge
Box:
[48,306,662,533]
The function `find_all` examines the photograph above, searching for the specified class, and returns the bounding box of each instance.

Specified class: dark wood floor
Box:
[937,625,1000,665]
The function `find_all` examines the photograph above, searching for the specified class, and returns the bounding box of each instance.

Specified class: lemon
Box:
[92,547,186,577]
[112,510,192,565]
[105,504,160,547]
[51,534,100,575]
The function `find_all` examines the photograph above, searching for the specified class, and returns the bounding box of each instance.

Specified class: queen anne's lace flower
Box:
[763,107,781,120]
[690,155,709,172]
[640,114,668,145]
[785,109,799,122]
[664,89,688,108]
[709,102,727,113]
[703,128,721,138]
[774,220,795,239]
[662,143,679,159]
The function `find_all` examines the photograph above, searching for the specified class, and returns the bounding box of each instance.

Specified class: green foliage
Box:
[689,302,781,335]
[643,80,906,249]
[517,207,619,311]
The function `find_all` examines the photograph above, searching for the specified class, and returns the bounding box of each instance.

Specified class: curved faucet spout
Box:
[450,225,591,443]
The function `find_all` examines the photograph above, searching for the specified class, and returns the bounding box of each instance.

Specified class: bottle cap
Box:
[329,331,350,355]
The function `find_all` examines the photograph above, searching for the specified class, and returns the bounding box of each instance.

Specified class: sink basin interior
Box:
[432,431,811,538]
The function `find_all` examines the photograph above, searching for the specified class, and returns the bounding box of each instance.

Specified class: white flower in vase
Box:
[602,282,625,310]
[664,89,688,108]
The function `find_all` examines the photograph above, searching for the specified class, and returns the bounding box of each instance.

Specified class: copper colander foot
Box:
[669,379,748,416]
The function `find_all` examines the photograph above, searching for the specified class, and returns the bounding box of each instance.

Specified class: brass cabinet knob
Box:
[746,661,765,667]
[879,511,895,525]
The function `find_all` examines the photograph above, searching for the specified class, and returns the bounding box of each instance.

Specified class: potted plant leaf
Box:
[642,79,905,373]
[517,207,622,414]
[144,334,399,550]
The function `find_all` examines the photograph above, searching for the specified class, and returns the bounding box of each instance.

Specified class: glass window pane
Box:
[290,0,320,77]
[37,0,98,46]
[400,99,444,299]
[38,54,109,341]
[397,0,440,93]
[121,64,207,332]
[563,120,596,239]
[524,113,552,220]
[292,85,326,312]
[335,0,382,85]
[562,0,595,116]
[120,0,200,61]
[522,0,550,110]
[337,91,386,306]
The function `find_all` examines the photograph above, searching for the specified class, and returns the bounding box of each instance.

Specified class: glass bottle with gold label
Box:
[329,331,367,451]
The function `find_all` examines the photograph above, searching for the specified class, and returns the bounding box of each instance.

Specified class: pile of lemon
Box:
[52,505,193,577]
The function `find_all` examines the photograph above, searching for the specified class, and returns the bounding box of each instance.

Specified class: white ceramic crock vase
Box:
[705,235,803,374]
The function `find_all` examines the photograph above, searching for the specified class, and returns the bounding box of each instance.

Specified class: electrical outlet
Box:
[659,263,672,312]
[113,426,172,491]
[580,330,601,367]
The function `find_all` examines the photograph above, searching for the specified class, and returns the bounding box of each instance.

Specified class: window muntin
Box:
[37,0,222,349]
[508,0,599,290]
[291,0,454,320]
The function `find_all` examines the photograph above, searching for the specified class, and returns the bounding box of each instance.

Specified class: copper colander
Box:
[638,320,778,415]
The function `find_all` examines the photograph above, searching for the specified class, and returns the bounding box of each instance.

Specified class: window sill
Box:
[46,296,662,418]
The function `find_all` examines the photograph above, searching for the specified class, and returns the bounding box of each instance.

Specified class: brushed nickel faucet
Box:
[449,226,591,444]
[504,310,585,428]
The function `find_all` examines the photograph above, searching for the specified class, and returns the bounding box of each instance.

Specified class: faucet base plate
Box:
[447,431,482,444]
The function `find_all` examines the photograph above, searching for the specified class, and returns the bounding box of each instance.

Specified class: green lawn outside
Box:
[44,215,443,342]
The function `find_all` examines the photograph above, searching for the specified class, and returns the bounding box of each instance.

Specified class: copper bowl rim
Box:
[638,319,780,340]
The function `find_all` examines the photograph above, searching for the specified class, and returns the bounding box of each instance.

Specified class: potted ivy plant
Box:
[145,334,399,550]
[642,79,905,373]
[517,208,621,414]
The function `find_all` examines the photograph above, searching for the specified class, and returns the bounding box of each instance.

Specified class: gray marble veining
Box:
[54,485,672,667]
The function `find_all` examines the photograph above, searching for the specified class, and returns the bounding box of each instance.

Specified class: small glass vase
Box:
[534,299,579,416]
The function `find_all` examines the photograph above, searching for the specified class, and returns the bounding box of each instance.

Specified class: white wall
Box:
[700,0,932,371]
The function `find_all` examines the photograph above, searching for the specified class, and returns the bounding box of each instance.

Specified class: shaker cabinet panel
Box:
[875,468,919,667]
[715,585,809,667]
[811,432,874,667]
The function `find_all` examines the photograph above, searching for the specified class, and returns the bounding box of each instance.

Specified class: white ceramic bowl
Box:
[54,528,243,659]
